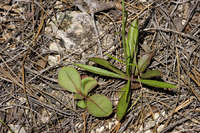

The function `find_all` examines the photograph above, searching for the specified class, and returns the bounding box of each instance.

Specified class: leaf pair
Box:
[78,53,162,82]
[116,19,139,121]
[58,66,112,117]
[75,56,176,120]
[58,1,177,122]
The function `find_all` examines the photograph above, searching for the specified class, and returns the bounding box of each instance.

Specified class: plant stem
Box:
[0,119,14,133]
[121,0,127,63]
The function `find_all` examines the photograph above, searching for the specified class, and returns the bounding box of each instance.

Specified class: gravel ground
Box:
[0,0,200,133]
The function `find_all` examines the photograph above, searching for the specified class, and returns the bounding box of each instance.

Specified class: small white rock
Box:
[161,111,166,117]
[90,129,95,133]
[108,121,114,129]
[6,100,14,106]
[41,109,50,123]
[68,22,84,35]
[145,120,155,129]
[114,120,118,125]
[19,97,26,104]
[48,55,60,66]
[75,123,82,129]
[144,130,152,133]
[182,19,186,25]
[139,0,147,2]
[153,112,160,120]
[157,124,165,133]
[57,30,76,49]
[54,1,63,9]
[96,126,104,133]
[8,124,26,133]
[49,42,61,52]
[45,26,52,34]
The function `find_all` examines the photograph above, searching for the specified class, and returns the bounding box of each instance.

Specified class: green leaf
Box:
[121,0,127,60]
[132,56,137,74]
[135,52,154,75]
[137,79,177,89]
[106,53,124,64]
[127,19,139,59]
[74,93,84,99]
[87,94,112,117]
[77,100,87,109]
[117,80,131,121]
[75,64,124,79]
[125,38,132,76]
[126,38,131,60]
[141,70,161,79]
[81,77,97,95]
[58,66,81,93]
[89,57,126,78]
[128,20,139,74]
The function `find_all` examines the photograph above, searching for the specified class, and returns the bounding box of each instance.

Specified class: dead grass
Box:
[0,0,200,132]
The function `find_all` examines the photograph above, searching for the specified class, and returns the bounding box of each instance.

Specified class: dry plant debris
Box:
[0,0,200,133]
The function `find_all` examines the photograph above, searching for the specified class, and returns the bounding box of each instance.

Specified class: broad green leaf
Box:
[136,79,177,89]
[77,100,87,109]
[141,70,161,79]
[117,80,131,121]
[89,57,127,78]
[135,52,154,75]
[127,19,139,59]
[81,77,97,95]
[74,93,84,99]
[58,66,81,93]
[75,64,124,79]
[87,94,112,117]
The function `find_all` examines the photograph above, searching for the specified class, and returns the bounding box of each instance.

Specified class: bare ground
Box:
[0,0,200,133]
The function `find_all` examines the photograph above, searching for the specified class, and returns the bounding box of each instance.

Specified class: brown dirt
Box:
[0,0,200,133]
